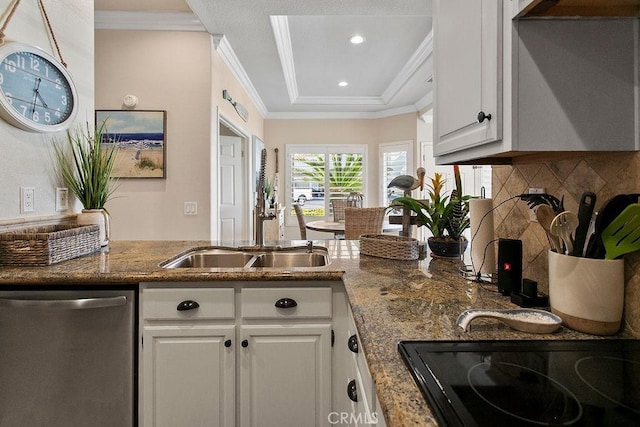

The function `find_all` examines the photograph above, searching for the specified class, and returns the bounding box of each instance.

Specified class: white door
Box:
[141,325,235,427]
[239,324,332,427]
[219,135,245,243]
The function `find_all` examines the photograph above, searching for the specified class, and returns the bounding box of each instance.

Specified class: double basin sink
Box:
[161,245,330,269]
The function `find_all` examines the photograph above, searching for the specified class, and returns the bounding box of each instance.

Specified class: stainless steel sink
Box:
[160,246,330,269]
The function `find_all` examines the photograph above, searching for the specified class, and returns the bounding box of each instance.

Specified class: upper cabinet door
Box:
[433,0,502,156]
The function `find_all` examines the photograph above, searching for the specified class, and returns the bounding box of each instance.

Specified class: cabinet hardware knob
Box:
[176,300,200,311]
[241,339,249,348]
[224,339,232,348]
[347,379,358,402]
[477,111,492,123]
[348,335,359,353]
[274,298,298,309]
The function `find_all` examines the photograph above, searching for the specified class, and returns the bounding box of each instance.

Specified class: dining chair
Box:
[344,207,386,239]
[331,199,349,222]
[293,204,307,239]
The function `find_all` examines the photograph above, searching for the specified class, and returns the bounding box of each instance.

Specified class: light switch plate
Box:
[184,201,198,216]
[56,187,69,211]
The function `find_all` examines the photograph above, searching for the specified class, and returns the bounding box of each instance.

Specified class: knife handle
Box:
[571,192,596,257]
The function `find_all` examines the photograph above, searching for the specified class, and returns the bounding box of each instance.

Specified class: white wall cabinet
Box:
[433,0,502,158]
[433,0,639,164]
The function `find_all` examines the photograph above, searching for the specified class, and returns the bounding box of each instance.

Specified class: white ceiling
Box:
[95,0,433,119]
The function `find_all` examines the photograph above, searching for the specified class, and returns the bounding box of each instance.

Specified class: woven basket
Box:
[359,234,419,260]
[0,224,100,266]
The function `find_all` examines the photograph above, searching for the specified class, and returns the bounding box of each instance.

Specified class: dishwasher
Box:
[0,286,137,427]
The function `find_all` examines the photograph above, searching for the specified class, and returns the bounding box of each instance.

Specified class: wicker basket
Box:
[359,234,419,260]
[0,224,100,266]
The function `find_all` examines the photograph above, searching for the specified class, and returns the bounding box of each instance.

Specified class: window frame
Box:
[379,140,413,210]
[285,144,368,225]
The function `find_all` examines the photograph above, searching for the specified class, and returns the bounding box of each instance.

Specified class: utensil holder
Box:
[548,250,624,335]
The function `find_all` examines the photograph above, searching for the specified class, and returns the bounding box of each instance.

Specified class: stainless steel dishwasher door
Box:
[0,288,136,427]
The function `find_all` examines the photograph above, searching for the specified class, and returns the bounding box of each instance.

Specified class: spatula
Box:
[550,211,579,255]
[601,203,640,260]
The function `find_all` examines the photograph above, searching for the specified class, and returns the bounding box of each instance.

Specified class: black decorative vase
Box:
[427,237,468,258]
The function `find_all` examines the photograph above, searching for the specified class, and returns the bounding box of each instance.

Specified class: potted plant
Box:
[390,165,471,257]
[52,121,119,246]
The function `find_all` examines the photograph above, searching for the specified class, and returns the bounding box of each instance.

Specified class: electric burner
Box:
[398,340,640,427]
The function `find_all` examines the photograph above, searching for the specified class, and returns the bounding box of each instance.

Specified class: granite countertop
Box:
[0,239,605,426]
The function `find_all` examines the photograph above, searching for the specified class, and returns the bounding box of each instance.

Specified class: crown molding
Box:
[266,104,419,120]
[270,16,298,103]
[212,35,269,118]
[94,11,206,32]
[381,31,433,103]
[293,96,386,106]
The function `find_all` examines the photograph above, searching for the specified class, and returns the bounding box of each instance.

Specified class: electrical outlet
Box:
[528,187,546,194]
[56,187,69,211]
[20,187,35,213]
[184,202,198,216]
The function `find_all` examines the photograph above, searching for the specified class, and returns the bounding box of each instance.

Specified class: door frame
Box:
[215,110,252,241]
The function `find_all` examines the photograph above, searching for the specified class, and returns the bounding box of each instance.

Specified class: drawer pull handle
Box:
[275,298,297,309]
[176,300,200,311]
[348,335,359,353]
[224,339,232,348]
[347,379,358,402]
[241,339,249,348]
[477,111,492,123]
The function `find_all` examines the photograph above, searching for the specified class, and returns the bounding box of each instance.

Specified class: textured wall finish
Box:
[492,152,640,337]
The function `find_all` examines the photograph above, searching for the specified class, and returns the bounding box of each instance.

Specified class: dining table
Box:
[305,220,402,237]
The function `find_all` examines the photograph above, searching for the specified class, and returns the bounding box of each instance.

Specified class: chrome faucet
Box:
[255,148,275,246]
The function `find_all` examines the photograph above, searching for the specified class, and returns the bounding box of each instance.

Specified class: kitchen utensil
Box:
[571,191,596,256]
[535,204,561,251]
[585,194,640,258]
[601,203,640,260]
[456,308,562,333]
[550,211,579,255]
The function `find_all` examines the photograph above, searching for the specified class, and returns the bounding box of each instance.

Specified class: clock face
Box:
[0,42,78,133]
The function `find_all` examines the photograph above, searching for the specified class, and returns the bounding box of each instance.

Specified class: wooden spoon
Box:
[550,211,579,255]
[536,205,561,251]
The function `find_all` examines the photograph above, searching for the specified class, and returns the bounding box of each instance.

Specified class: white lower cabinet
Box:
[142,325,235,427]
[140,282,340,427]
[239,324,332,427]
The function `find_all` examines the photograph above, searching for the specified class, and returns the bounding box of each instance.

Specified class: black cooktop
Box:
[398,340,640,427]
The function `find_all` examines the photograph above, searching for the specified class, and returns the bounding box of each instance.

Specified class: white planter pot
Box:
[77,209,110,246]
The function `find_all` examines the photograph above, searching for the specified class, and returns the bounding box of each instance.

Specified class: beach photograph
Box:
[96,110,167,178]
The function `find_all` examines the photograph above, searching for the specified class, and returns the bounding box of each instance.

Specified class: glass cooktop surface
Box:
[398,340,640,427]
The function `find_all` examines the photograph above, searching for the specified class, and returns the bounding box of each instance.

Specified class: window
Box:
[379,141,412,211]
[286,145,366,223]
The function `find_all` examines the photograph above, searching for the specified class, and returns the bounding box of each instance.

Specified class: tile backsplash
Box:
[491,152,640,338]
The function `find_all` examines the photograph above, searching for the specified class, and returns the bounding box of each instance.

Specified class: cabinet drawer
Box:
[241,287,332,319]
[142,288,234,321]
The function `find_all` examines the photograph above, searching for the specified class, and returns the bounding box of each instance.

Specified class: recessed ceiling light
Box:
[338,81,349,87]
[349,35,365,45]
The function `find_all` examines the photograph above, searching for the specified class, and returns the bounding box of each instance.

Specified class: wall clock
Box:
[0,42,78,133]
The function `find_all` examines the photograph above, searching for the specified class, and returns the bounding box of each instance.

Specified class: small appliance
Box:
[497,238,522,295]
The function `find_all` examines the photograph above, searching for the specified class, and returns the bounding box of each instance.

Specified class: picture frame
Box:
[95,110,167,178]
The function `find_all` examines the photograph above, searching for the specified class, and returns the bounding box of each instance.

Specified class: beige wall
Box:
[492,152,640,337]
[95,30,213,240]
[95,31,265,240]
[264,112,419,201]
[264,112,420,239]
[0,0,94,221]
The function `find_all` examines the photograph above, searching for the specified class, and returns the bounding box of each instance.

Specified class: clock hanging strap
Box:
[0,0,67,67]
[0,0,21,44]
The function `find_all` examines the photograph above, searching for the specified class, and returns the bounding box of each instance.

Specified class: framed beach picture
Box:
[96,110,167,178]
